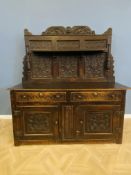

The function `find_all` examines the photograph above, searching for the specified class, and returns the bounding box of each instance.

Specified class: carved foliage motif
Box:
[25,112,51,133]
[31,54,52,78]
[84,53,106,78]
[85,112,111,133]
[59,56,78,78]
[42,26,95,35]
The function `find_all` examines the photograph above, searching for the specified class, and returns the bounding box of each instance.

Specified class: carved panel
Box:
[57,40,80,49]
[24,112,51,134]
[84,53,106,78]
[59,56,78,78]
[30,40,52,50]
[85,111,112,133]
[84,40,107,50]
[31,54,52,79]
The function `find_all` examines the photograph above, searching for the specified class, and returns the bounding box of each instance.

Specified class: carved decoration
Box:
[84,53,106,78]
[84,40,107,50]
[103,28,112,36]
[16,92,66,103]
[31,54,52,78]
[42,26,95,35]
[30,40,52,50]
[57,40,80,49]
[85,112,112,133]
[59,56,78,78]
[25,112,51,133]
[70,91,122,102]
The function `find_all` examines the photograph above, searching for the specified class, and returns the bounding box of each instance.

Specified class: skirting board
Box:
[0,114,131,119]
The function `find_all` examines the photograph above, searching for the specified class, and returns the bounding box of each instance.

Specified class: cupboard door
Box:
[75,105,120,142]
[13,105,59,145]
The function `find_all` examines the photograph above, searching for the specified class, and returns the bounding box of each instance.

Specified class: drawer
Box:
[15,91,66,103]
[70,91,122,102]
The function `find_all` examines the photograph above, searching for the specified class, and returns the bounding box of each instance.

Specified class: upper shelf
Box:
[24,26,112,52]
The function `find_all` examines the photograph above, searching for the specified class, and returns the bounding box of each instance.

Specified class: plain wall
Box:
[0,0,131,114]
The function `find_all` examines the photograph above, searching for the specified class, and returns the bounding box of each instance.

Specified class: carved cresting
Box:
[42,26,95,35]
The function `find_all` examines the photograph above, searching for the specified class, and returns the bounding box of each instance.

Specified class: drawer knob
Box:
[78,95,82,99]
[93,92,98,96]
[22,95,27,99]
[55,94,61,98]
[80,120,83,124]
[111,94,115,98]
[55,121,58,125]
[76,130,80,135]
[39,93,43,97]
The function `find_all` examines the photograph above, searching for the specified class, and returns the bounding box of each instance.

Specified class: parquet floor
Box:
[0,119,131,175]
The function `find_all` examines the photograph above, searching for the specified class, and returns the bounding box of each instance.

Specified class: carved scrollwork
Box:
[42,26,95,35]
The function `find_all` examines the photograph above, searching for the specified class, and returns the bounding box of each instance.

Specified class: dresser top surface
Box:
[10,82,130,91]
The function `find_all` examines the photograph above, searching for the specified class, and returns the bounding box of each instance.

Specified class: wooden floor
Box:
[0,119,131,175]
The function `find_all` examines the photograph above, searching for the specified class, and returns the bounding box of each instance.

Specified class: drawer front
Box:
[15,91,66,104]
[70,91,122,102]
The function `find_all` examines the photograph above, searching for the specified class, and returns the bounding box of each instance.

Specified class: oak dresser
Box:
[10,26,128,145]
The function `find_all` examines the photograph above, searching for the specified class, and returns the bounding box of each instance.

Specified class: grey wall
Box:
[0,0,131,114]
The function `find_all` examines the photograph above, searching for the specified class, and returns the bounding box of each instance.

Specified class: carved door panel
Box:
[61,105,76,141]
[75,105,118,141]
[13,106,59,143]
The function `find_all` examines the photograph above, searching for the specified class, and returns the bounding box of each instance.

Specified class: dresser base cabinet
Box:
[10,84,127,145]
